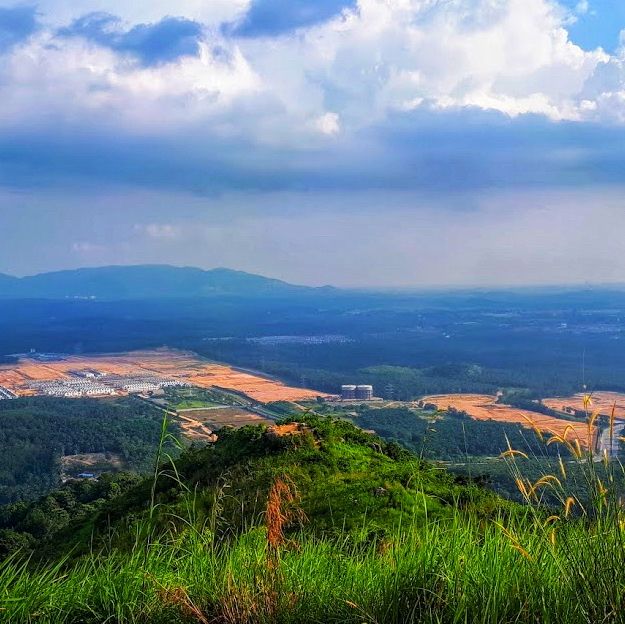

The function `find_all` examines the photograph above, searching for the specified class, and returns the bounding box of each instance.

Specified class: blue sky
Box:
[561,0,625,51]
[1,0,625,287]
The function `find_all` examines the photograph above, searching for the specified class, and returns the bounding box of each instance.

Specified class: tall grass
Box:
[4,401,625,623]
[0,513,590,622]
[3,504,625,622]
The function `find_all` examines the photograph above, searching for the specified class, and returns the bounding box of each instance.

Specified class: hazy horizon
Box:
[3,261,625,292]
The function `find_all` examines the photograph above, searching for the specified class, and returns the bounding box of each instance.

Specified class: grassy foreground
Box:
[2,412,625,623]
[5,510,625,623]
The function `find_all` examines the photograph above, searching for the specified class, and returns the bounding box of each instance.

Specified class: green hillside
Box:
[0,416,507,562]
[0,397,177,504]
[2,415,625,623]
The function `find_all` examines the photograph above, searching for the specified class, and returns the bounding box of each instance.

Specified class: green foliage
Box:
[162,387,225,410]
[4,452,625,622]
[0,416,509,562]
[0,518,581,624]
[3,415,625,622]
[0,397,178,504]
[354,406,559,460]
[0,473,141,558]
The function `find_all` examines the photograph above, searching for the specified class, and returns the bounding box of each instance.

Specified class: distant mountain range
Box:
[0,265,328,300]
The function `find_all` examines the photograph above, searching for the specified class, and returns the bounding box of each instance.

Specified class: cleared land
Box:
[543,392,625,419]
[177,407,272,441]
[422,394,596,448]
[0,349,326,404]
[60,452,126,479]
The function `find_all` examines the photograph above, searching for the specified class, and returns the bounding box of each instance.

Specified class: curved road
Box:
[596,420,625,458]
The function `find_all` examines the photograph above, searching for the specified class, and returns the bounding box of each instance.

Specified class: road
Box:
[596,420,625,458]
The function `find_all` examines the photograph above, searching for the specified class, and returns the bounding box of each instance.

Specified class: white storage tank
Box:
[341,385,357,400]
[355,385,374,400]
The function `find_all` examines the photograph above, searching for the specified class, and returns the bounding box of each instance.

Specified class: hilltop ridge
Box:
[0,265,332,300]
[0,415,507,561]
[1,414,622,624]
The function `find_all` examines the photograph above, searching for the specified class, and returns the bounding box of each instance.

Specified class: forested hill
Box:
[4,416,618,624]
[0,265,328,300]
[0,397,175,504]
[0,416,510,561]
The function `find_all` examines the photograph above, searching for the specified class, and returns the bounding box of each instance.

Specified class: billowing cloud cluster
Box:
[1,0,625,141]
[58,13,205,66]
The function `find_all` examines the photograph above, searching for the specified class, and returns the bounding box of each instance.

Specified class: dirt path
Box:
[175,412,216,442]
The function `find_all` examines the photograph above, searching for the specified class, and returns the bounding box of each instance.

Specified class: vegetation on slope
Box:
[2,413,625,623]
[0,416,508,562]
[0,397,178,504]
[0,473,140,558]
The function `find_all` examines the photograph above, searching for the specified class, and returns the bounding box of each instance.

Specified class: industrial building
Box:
[0,386,17,400]
[356,385,374,400]
[69,369,107,379]
[340,384,374,401]
[341,385,356,400]
[30,379,116,397]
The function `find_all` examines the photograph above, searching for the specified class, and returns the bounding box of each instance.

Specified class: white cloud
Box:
[0,32,261,132]
[282,0,610,122]
[0,0,625,154]
[3,1,625,285]
[1,0,625,147]
[575,1,590,16]
[136,223,181,239]
[314,111,341,135]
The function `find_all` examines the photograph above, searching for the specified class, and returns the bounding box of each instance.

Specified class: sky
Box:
[1,0,625,287]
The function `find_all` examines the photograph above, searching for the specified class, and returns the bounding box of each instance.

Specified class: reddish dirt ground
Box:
[268,423,304,437]
[422,393,596,448]
[176,407,272,441]
[543,392,625,420]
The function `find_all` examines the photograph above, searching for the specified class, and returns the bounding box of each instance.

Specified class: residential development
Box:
[0,349,327,403]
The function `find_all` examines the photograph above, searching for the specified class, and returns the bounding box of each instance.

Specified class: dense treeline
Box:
[197,352,597,402]
[225,360,520,401]
[0,472,140,558]
[498,389,581,420]
[0,397,176,504]
[354,407,559,460]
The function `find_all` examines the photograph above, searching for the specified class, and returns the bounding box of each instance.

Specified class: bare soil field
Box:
[179,407,272,429]
[60,452,126,478]
[189,366,325,403]
[175,412,219,442]
[422,394,596,448]
[175,407,272,441]
[543,392,625,420]
[0,348,327,404]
